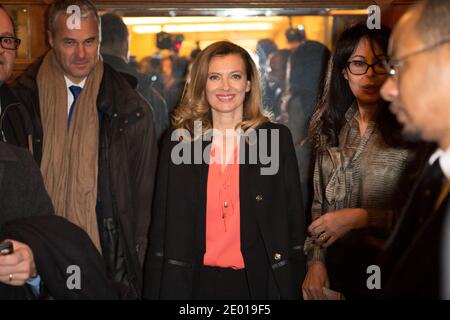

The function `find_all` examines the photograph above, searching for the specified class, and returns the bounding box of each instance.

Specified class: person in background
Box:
[100,13,169,141]
[256,38,277,70]
[256,39,278,115]
[160,55,185,114]
[138,55,165,97]
[280,40,330,211]
[264,48,290,119]
[285,26,306,50]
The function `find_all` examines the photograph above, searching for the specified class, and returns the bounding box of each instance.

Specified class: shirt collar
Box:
[64,76,86,89]
[429,146,450,179]
[344,102,358,123]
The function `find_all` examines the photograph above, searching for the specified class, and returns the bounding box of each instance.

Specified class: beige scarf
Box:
[37,50,104,252]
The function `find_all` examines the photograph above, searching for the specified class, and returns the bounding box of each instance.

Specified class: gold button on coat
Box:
[256,195,263,201]
[274,253,282,261]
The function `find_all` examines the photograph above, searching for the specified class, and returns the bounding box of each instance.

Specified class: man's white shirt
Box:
[64,76,86,116]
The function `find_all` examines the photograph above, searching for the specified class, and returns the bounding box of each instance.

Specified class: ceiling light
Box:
[132,22,274,34]
[123,16,284,25]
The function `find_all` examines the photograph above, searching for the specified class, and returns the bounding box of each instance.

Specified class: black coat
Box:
[102,54,169,142]
[11,57,158,298]
[144,122,306,299]
[0,84,32,149]
[0,216,119,300]
[0,143,118,299]
[379,160,450,299]
[0,142,53,227]
[0,142,50,299]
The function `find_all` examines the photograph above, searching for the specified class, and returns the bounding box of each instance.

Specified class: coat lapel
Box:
[0,163,4,192]
[194,138,211,256]
[239,135,262,250]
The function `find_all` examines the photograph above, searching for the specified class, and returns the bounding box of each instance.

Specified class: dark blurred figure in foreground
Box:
[380,0,450,299]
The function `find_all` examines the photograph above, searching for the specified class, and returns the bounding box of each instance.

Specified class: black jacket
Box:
[0,84,32,149]
[11,57,158,298]
[0,216,119,300]
[0,142,50,299]
[102,54,169,142]
[379,159,450,299]
[0,143,117,299]
[0,142,53,227]
[144,122,306,299]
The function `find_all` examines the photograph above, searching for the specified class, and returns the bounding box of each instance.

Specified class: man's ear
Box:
[48,30,54,48]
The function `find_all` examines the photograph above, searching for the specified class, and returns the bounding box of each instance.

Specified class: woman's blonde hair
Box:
[172,41,270,134]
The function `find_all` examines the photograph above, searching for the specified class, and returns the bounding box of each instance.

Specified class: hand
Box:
[307,208,368,247]
[302,262,329,300]
[0,240,37,286]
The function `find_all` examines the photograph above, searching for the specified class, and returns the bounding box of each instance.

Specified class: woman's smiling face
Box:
[206,53,251,118]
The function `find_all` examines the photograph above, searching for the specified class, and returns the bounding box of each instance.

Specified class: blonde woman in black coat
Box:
[144,41,306,300]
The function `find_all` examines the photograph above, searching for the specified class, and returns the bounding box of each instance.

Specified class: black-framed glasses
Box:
[346,60,387,75]
[383,37,450,77]
[0,36,21,50]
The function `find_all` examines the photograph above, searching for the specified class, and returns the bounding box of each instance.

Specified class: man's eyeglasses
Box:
[0,36,21,50]
[346,60,387,75]
[382,37,450,77]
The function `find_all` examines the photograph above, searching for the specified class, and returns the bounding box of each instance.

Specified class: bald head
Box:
[0,5,16,36]
[389,5,422,57]
[392,0,450,54]
[415,0,450,47]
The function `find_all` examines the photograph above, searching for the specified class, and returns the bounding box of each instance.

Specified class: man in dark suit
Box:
[0,6,119,299]
[380,0,450,298]
[12,0,157,298]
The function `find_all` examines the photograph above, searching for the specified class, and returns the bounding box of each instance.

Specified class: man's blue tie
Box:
[68,85,82,128]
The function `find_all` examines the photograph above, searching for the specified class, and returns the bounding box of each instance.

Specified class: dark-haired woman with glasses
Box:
[302,24,428,299]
